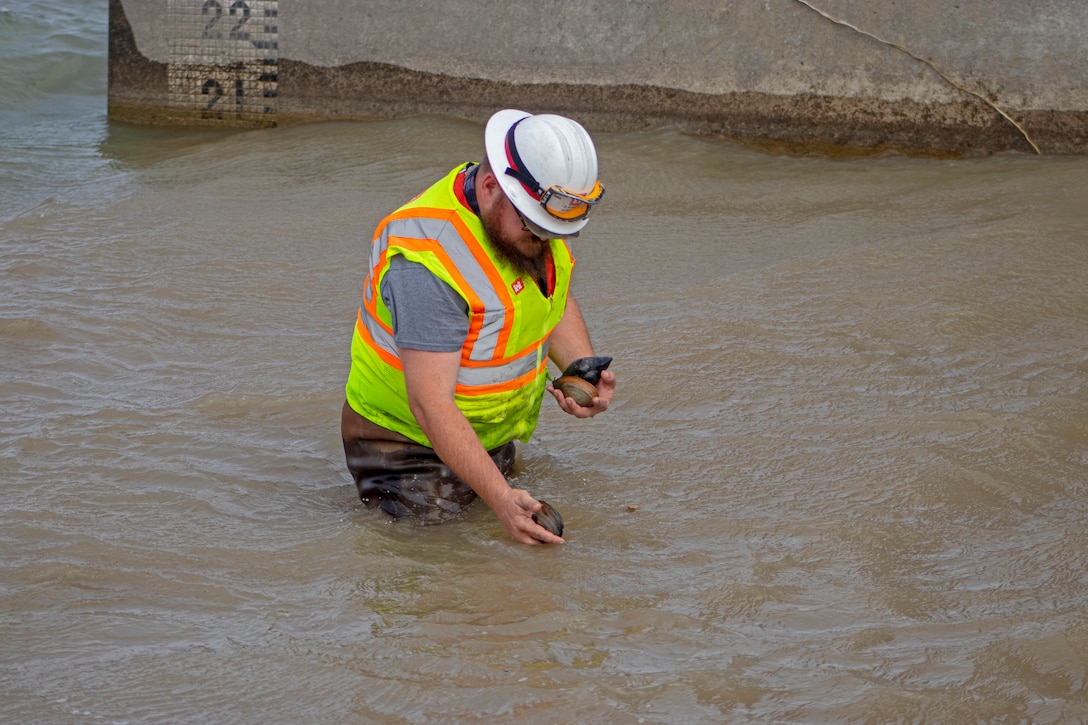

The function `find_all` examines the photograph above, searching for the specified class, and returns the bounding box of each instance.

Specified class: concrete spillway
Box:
[108,0,1088,156]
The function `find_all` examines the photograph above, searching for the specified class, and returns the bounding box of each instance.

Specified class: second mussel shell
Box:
[532,500,565,537]
[561,356,613,385]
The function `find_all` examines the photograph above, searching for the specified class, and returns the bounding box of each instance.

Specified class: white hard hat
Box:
[484,109,603,238]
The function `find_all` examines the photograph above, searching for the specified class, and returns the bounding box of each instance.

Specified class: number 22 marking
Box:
[202,0,250,39]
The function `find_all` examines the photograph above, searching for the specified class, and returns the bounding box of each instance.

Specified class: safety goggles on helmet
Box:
[504,122,605,222]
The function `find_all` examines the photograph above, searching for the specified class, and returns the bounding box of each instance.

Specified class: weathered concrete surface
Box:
[109,0,167,123]
[109,0,1088,155]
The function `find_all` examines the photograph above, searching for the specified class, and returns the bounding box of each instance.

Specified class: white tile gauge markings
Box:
[167,0,279,121]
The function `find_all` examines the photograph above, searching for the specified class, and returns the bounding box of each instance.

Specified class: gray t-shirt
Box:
[380,254,469,352]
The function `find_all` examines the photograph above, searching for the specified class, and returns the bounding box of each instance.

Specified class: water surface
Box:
[2,3,1087,723]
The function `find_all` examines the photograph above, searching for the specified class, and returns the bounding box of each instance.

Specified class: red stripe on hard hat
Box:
[503,119,543,200]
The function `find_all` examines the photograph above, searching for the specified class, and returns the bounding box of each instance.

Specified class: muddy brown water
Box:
[2,116,1086,723]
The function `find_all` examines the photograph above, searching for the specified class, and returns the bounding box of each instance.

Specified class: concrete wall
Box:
[109,0,1088,155]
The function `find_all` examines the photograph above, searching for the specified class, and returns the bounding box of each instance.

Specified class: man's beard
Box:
[480,205,546,281]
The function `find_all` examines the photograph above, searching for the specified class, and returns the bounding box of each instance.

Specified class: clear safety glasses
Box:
[504,123,605,222]
[514,207,565,240]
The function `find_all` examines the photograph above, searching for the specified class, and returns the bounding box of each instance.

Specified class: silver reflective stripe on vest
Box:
[362,306,399,359]
[456,348,540,387]
[364,309,538,387]
[379,214,508,362]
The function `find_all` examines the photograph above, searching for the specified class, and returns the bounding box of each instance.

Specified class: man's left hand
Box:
[547,369,615,418]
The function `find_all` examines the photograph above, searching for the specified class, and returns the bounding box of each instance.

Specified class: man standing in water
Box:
[341,109,616,544]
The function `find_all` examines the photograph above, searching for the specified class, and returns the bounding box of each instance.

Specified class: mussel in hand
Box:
[532,500,564,537]
[561,356,613,385]
[554,375,598,406]
[554,356,612,406]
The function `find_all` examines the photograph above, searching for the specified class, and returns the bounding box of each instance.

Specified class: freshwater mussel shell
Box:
[554,375,598,406]
[532,500,565,537]
[560,356,613,386]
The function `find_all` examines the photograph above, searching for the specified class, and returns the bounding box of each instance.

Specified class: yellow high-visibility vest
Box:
[345,164,575,450]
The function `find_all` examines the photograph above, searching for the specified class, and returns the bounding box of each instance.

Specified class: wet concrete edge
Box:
[277,60,1088,157]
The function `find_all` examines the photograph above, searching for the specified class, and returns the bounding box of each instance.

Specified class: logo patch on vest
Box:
[511,278,525,295]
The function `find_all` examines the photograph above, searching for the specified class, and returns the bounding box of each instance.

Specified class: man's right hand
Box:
[492,487,566,545]
[402,347,565,545]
